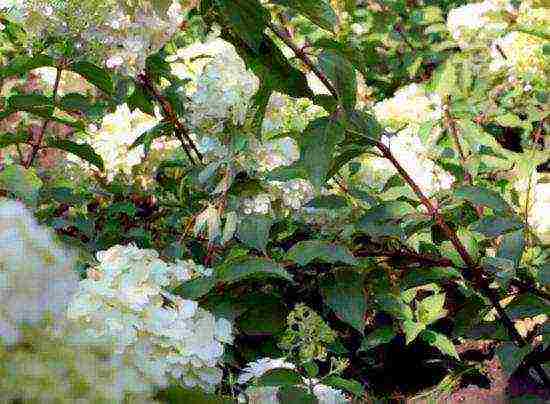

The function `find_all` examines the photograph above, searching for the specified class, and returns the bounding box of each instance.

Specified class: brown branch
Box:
[24,67,62,168]
[137,72,203,165]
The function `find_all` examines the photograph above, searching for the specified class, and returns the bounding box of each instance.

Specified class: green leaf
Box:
[421,330,459,360]
[272,0,337,31]
[287,240,357,266]
[322,375,365,397]
[359,326,396,352]
[174,276,218,300]
[0,165,43,206]
[469,215,523,237]
[496,342,533,377]
[58,93,93,113]
[256,368,303,387]
[214,0,269,53]
[481,256,515,287]
[128,83,155,115]
[376,295,414,321]
[160,386,235,404]
[495,113,523,128]
[321,269,366,332]
[130,121,173,151]
[304,195,347,209]
[7,94,54,117]
[237,301,288,336]
[237,214,272,253]
[278,386,318,403]
[345,110,382,142]
[70,61,114,95]
[217,257,294,284]
[45,139,104,171]
[0,132,29,148]
[497,229,525,268]
[505,293,550,320]
[454,186,511,213]
[0,54,54,79]
[319,49,357,111]
[416,293,448,325]
[300,117,345,188]
[403,320,426,344]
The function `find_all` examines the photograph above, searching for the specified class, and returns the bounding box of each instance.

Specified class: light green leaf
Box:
[0,165,43,206]
[287,240,357,266]
[222,211,238,245]
[322,375,365,397]
[0,54,54,79]
[417,293,448,325]
[217,257,294,284]
[421,330,460,360]
[256,368,303,387]
[495,113,523,128]
[403,320,426,344]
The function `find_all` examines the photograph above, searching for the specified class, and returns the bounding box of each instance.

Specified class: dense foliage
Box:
[0,0,549,402]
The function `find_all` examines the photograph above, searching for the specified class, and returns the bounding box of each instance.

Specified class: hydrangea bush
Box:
[0,0,549,402]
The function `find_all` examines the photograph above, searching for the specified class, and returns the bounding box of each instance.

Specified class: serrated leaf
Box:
[287,240,357,266]
[321,269,366,332]
[454,186,511,213]
[304,195,347,209]
[300,117,345,188]
[70,61,114,95]
[0,165,43,205]
[217,257,293,284]
[403,320,426,344]
[421,330,459,360]
[256,368,303,387]
[416,293,447,325]
[319,49,357,111]
[469,215,523,237]
[272,0,337,31]
[359,326,396,352]
[237,214,272,253]
[45,139,104,171]
[322,375,364,397]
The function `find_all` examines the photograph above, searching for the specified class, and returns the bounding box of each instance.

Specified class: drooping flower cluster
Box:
[67,244,233,391]
[0,199,79,345]
[4,0,184,75]
[77,103,162,181]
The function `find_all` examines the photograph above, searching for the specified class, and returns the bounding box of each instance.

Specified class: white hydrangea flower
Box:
[67,244,232,392]
[446,0,513,49]
[73,103,161,180]
[242,193,273,215]
[0,199,79,345]
[373,83,443,130]
[8,0,184,75]
[524,182,550,244]
[268,179,316,210]
[237,357,296,384]
[489,31,547,81]
[253,137,300,172]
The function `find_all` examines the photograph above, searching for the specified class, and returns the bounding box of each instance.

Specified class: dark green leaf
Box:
[160,386,234,404]
[300,117,344,188]
[272,0,337,31]
[128,83,155,115]
[256,368,303,387]
[278,386,318,403]
[469,215,523,237]
[359,326,396,352]
[174,276,218,300]
[130,121,173,151]
[7,94,54,117]
[0,132,29,148]
[237,214,272,253]
[0,54,54,79]
[454,186,511,213]
[217,257,294,284]
[46,139,104,171]
[287,240,357,266]
[70,61,114,95]
[319,49,357,111]
[321,269,366,332]
[304,195,347,209]
[58,93,93,113]
[322,375,365,397]
[238,301,288,336]
[496,342,533,377]
[505,293,550,320]
[497,229,525,268]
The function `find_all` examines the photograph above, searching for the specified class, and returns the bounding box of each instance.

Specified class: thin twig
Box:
[24,66,62,168]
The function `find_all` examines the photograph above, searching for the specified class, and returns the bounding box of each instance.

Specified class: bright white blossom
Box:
[237,357,296,384]
[524,182,550,245]
[269,179,316,210]
[253,137,301,172]
[0,199,79,345]
[67,244,232,391]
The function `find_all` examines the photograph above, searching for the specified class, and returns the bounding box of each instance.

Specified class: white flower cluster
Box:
[169,37,260,135]
[268,179,316,210]
[252,137,301,172]
[355,83,453,196]
[80,103,162,181]
[524,181,550,245]
[237,357,349,404]
[0,199,79,345]
[6,0,184,75]
[446,0,512,49]
[242,193,273,215]
[67,244,233,392]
